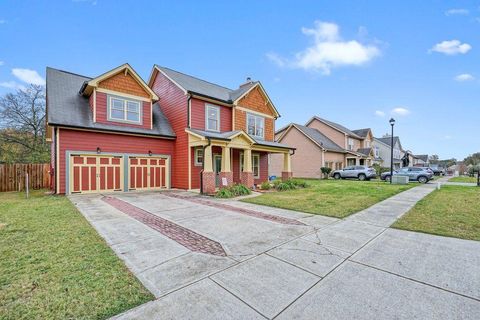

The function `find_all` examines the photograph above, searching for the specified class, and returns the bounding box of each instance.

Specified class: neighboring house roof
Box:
[152,66,280,117]
[306,116,363,139]
[352,128,371,138]
[375,136,402,149]
[46,68,176,138]
[186,129,293,150]
[279,123,345,153]
[414,154,429,162]
[357,148,372,157]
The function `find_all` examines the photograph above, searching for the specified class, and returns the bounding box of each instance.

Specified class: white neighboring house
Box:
[373,136,404,169]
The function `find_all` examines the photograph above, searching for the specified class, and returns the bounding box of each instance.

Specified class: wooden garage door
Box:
[129,157,168,190]
[70,155,123,194]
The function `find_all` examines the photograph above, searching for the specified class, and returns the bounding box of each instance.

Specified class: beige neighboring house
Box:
[270,116,375,178]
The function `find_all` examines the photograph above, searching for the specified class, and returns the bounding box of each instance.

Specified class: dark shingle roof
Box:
[352,128,370,138]
[357,148,372,156]
[187,129,293,149]
[414,154,428,162]
[46,67,175,137]
[376,136,400,148]
[156,66,255,103]
[291,124,345,153]
[310,116,362,139]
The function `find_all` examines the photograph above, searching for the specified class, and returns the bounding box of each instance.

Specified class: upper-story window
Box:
[365,140,371,148]
[348,138,354,151]
[205,104,220,132]
[247,113,264,139]
[108,95,141,124]
[374,146,379,158]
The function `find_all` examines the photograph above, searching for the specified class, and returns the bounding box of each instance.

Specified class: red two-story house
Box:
[46,64,293,194]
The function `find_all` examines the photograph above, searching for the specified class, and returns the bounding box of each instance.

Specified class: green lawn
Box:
[244,179,414,218]
[393,185,480,241]
[449,176,478,183]
[0,190,153,319]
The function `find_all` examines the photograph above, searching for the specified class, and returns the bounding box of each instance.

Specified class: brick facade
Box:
[282,171,293,181]
[202,171,216,194]
[218,172,233,187]
[240,171,254,188]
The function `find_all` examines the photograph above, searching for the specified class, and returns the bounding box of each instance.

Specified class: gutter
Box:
[199,137,211,194]
[49,123,177,139]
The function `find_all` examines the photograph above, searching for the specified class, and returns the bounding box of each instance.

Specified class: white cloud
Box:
[391,107,410,116]
[267,21,381,75]
[430,40,471,55]
[375,110,385,117]
[0,81,26,91]
[445,9,469,16]
[454,73,475,81]
[0,61,4,66]
[0,19,6,24]
[12,68,45,85]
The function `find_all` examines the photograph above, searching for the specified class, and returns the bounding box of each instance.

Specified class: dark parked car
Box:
[381,167,433,183]
[331,165,376,181]
[429,164,445,176]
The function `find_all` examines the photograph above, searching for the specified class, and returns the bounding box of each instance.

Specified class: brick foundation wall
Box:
[282,172,293,181]
[202,171,216,194]
[240,172,254,188]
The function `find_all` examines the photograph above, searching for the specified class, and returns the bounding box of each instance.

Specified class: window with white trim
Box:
[252,154,260,178]
[348,138,354,151]
[374,146,379,158]
[108,96,141,124]
[247,113,264,139]
[194,148,203,166]
[206,104,220,132]
[365,140,371,148]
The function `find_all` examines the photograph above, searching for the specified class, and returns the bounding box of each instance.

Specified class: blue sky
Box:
[0,0,478,160]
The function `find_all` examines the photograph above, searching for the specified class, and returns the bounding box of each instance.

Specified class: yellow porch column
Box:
[243,149,252,172]
[204,145,213,172]
[283,152,292,172]
[221,146,231,172]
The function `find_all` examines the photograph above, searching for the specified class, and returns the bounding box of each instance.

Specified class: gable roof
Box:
[375,136,403,150]
[46,67,175,138]
[80,63,158,100]
[279,123,345,153]
[150,65,280,117]
[352,128,371,138]
[306,116,363,139]
[414,154,429,162]
[186,129,292,149]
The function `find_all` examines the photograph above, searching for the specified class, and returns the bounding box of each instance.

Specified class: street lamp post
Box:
[389,118,395,184]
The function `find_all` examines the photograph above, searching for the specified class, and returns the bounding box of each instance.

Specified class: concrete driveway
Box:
[69,186,480,319]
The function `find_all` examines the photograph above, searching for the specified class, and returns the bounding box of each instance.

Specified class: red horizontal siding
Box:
[151,70,189,189]
[254,152,269,185]
[190,98,232,132]
[95,92,152,130]
[58,128,174,194]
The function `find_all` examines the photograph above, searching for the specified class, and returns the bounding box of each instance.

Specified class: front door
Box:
[214,155,222,187]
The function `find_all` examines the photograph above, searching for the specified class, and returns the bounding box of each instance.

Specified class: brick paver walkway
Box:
[102,196,226,256]
[163,192,306,226]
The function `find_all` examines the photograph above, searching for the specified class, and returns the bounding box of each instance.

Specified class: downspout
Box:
[186,94,192,128]
[199,137,211,194]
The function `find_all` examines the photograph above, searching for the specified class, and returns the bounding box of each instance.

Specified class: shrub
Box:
[275,182,294,191]
[215,183,251,198]
[215,188,233,198]
[291,179,308,188]
[260,181,271,190]
[230,184,251,196]
[320,167,332,179]
[272,178,282,187]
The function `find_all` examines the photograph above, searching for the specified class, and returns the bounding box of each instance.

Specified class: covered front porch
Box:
[187,129,293,194]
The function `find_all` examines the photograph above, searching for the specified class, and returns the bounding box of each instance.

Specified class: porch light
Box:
[148,150,153,156]
[96,147,101,154]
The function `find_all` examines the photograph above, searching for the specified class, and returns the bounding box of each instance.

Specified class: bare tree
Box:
[0,85,49,163]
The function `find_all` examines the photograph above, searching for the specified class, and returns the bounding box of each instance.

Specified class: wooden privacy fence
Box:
[0,163,51,192]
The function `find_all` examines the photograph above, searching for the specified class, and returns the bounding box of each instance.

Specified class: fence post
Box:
[25,173,29,198]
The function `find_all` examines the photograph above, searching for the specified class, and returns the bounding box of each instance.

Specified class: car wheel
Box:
[418,176,428,184]
[385,175,391,182]
[358,174,366,181]
[333,173,341,180]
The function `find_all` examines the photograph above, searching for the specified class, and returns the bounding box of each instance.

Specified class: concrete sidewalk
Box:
[70,182,480,319]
